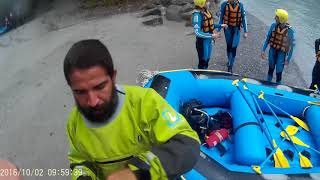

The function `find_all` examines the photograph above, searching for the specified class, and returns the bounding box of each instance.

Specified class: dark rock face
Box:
[0,0,54,27]
[141,3,157,10]
[160,0,171,6]
[139,0,220,27]
[181,11,193,21]
[180,3,193,13]
[141,8,162,17]
[142,15,164,26]
[171,0,188,6]
[165,5,183,22]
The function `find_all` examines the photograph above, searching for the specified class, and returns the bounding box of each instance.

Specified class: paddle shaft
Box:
[262,99,304,157]
[250,91,290,168]
[263,101,312,168]
[250,93,274,144]
[242,82,309,132]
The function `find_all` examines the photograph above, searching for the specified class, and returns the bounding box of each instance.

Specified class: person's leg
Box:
[196,38,205,69]
[267,48,276,82]
[309,61,318,89]
[311,61,320,90]
[229,28,241,69]
[203,39,212,69]
[276,72,283,84]
[268,66,275,82]
[224,28,233,66]
[228,46,237,72]
[275,52,286,84]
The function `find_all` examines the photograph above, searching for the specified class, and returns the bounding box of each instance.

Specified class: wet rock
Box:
[171,0,188,6]
[180,3,194,13]
[153,0,162,5]
[181,11,193,21]
[141,8,162,17]
[165,5,183,22]
[160,0,171,6]
[142,15,164,26]
[141,3,157,10]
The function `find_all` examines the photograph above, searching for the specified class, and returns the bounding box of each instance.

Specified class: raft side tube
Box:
[231,90,266,165]
[304,105,320,149]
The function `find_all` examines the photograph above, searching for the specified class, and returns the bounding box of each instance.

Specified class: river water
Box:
[241,0,320,85]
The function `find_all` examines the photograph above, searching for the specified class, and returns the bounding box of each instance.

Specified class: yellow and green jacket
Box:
[66,85,200,180]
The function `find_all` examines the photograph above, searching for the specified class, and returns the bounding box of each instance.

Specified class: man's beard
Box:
[76,85,119,124]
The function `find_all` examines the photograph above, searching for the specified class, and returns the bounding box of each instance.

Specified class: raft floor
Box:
[197,107,320,174]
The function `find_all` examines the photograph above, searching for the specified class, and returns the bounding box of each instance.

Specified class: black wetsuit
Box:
[310,38,320,90]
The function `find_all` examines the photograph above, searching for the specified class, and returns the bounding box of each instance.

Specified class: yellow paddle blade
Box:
[272,139,290,168]
[291,136,310,148]
[280,125,299,137]
[299,152,313,168]
[274,147,290,168]
[242,78,248,82]
[286,125,299,135]
[232,79,239,86]
[258,91,265,99]
[280,131,286,138]
[308,101,320,106]
[289,116,310,131]
[243,85,248,90]
[252,165,262,174]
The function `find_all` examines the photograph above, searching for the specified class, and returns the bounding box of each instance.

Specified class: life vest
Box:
[223,0,242,27]
[269,24,291,53]
[201,9,214,33]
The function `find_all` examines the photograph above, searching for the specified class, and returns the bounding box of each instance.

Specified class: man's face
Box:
[69,66,118,123]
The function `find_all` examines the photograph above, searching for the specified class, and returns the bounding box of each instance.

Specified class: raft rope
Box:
[136,69,159,87]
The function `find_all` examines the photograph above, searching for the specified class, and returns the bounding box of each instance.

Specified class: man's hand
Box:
[106,168,137,180]
[284,60,289,65]
[221,24,228,29]
[317,55,320,62]
[261,52,267,60]
[243,32,248,39]
[212,32,220,40]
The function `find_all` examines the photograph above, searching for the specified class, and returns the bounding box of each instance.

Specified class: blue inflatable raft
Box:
[144,69,320,178]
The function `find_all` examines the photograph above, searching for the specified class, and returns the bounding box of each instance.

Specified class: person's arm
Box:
[192,12,212,38]
[214,23,223,29]
[286,27,296,62]
[217,2,227,32]
[128,88,200,180]
[262,23,275,53]
[240,3,248,33]
[67,110,98,180]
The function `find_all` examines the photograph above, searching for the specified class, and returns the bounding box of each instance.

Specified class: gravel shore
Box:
[209,12,307,88]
